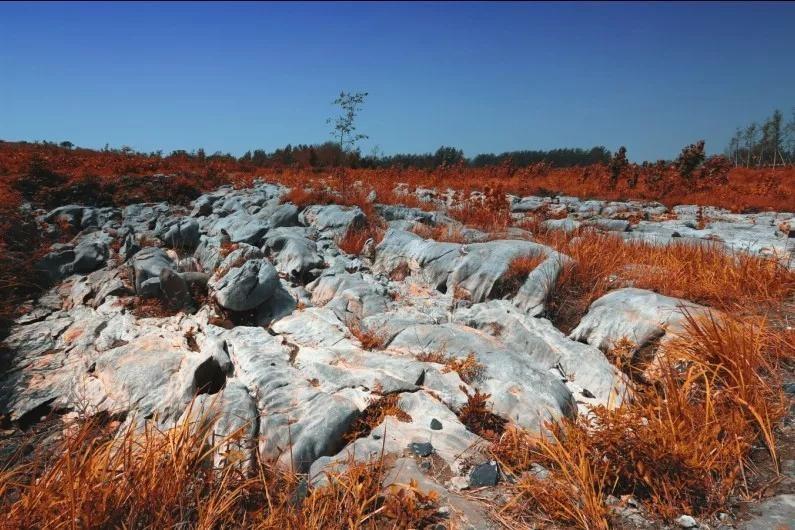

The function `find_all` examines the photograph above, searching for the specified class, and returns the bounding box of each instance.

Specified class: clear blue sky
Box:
[1,1,793,161]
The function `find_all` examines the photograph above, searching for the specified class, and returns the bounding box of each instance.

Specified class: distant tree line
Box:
[725,108,795,168]
[236,143,611,169]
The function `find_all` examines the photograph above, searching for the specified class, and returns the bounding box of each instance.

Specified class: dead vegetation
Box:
[490,252,546,299]
[415,351,486,385]
[346,320,389,351]
[343,393,413,443]
[0,406,442,529]
[540,230,795,332]
[456,386,507,442]
[490,312,792,527]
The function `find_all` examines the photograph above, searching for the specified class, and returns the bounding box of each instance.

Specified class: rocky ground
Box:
[1,181,793,529]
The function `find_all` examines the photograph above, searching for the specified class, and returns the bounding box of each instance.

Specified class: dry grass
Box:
[490,312,792,525]
[541,231,795,332]
[456,386,507,442]
[447,186,512,231]
[346,320,389,351]
[490,252,546,299]
[410,223,469,243]
[336,222,385,257]
[343,393,412,443]
[416,351,486,385]
[0,404,441,529]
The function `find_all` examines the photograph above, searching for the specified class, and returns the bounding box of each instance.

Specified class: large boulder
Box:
[569,288,711,356]
[307,271,389,321]
[158,217,200,249]
[37,236,110,282]
[299,204,366,236]
[209,259,280,312]
[373,229,566,314]
[130,247,175,296]
[220,326,361,472]
[387,323,576,431]
[455,300,627,407]
[263,228,324,281]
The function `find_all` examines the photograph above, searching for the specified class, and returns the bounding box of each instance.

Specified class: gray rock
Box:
[676,514,697,528]
[221,326,360,472]
[190,194,219,217]
[388,323,575,431]
[308,271,389,321]
[159,268,192,310]
[569,287,711,354]
[541,217,580,233]
[310,391,483,480]
[210,259,280,312]
[469,461,499,487]
[588,218,631,232]
[263,229,324,281]
[299,204,366,236]
[454,300,627,407]
[158,217,200,249]
[131,247,175,295]
[178,378,258,468]
[268,203,299,227]
[375,204,436,223]
[430,418,443,430]
[374,229,564,313]
[738,494,795,530]
[409,441,434,457]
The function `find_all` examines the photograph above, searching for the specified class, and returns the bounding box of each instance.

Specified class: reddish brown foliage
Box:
[490,252,546,298]
[336,222,384,256]
[343,393,412,443]
[457,386,507,442]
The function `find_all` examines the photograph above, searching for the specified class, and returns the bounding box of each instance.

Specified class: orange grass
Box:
[490,252,546,299]
[491,313,791,524]
[410,223,469,243]
[540,231,795,332]
[0,405,440,529]
[336,222,385,256]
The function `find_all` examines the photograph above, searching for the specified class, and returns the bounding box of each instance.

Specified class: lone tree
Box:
[327,91,368,152]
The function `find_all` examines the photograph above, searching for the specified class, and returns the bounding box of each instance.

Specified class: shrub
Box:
[675,140,706,181]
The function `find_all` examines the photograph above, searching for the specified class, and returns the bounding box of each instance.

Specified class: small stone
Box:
[409,442,434,457]
[581,388,595,399]
[676,514,697,528]
[469,461,499,487]
[783,382,795,396]
[448,476,469,491]
[430,418,443,430]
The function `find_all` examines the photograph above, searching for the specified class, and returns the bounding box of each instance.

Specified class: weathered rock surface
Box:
[4,181,790,525]
[209,259,280,312]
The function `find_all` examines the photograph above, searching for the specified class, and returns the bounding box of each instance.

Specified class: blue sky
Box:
[1,1,793,161]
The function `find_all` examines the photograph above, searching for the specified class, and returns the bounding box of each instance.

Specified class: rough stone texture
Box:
[387,323,576,431]
[455,300,627,407]
[158,217,200,248]
[373,229,565,314]
[131,247,175,295]
[209,259,280,312]
[738,494,795,530]
[6,182,792,522]
[299,204,366,236]
[263,228,324,280]
[569,287,711,353]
